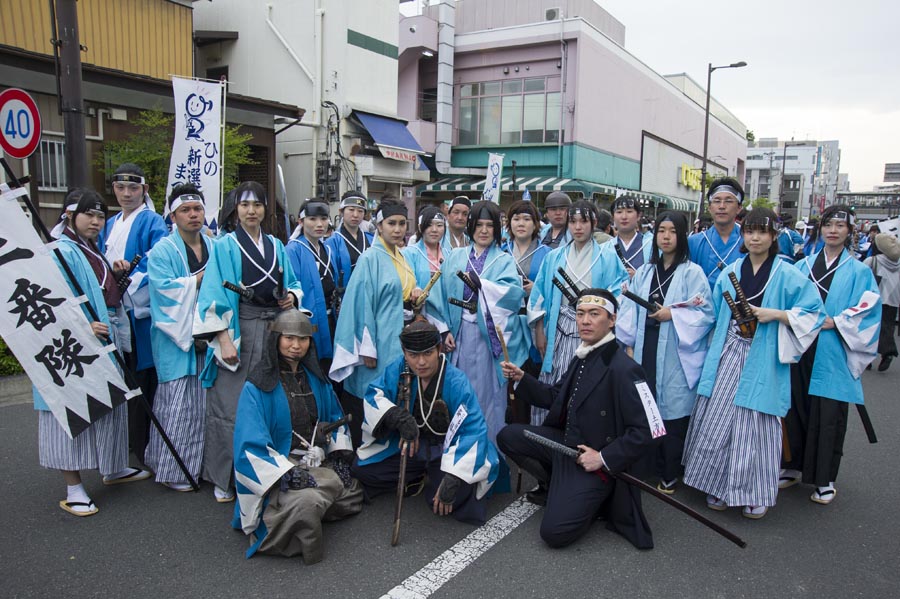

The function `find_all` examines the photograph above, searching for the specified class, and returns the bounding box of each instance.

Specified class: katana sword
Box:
[522,430,747,549]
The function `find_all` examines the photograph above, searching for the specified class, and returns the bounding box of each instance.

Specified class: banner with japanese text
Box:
[166,76,224,230]
[0,187,137,439]
[482,152,504,204]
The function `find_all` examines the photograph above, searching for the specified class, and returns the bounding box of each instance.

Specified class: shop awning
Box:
[418,176,617,196]
[353,111,427,163]
[657,195,699,212]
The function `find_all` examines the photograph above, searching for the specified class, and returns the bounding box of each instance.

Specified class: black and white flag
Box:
[0,186,137,438]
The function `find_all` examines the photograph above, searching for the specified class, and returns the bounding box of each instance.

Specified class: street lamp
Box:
[698,61,747,217]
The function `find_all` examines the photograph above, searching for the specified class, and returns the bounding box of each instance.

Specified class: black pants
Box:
[878,305,898,358]
[498,424,614,548]
[125,351,158,466]
[350,444,486,525]
[339,391,364,449]
[787,344,849,486]
[656,416,689,482]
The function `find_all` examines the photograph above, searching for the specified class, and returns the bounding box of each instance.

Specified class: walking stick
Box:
[1,158,199,491]
[391,362,414,546]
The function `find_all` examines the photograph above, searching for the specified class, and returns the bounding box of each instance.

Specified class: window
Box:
[420,87,437,122]
[38,138,67,192]
[456,76,561,145]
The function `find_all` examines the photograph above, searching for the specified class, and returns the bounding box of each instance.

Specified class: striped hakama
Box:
[682,327,782,507]
[38,403,129,476]
[203,304,278,490]
[533,305,579,425]
[145,352,206,484]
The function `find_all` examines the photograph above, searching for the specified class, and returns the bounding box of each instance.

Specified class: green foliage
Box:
[0,336,24,377]
[96,107,256,213]
[749,196,776,211]
[746,129,756,145]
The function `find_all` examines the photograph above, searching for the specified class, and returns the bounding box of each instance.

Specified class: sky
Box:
[402,1,898,191]
[598,0,900,191]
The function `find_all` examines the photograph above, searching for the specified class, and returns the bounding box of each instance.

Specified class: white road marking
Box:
[380,497,540,599]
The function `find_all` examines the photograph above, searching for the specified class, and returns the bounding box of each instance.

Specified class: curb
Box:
[0,374,32,407]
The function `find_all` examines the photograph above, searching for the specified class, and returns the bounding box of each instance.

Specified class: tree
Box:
[96,107,255,212]
[748,196,776,211]
[746,129,756,145]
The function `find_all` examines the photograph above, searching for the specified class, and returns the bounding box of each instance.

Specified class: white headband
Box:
[169,194,205,213]
[576,294,617,315]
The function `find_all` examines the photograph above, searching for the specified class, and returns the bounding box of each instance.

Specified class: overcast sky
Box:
[403,1,897,191]
[601,0,899,191]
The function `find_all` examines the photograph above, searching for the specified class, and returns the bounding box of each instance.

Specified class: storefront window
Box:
[459,98,479,145]
[456,76,561,145]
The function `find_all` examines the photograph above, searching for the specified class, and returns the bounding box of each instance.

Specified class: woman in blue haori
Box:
[682,208,825,520]
[501,200,550,421]
[286,199,339,372]
[232,310,361,564]
[611,195,654,278]
[443,201,529,447]
[617,212,715,494]
[145,184,215,491]
[329,199,423,448]
[403,204,450,336]
[37,189,151,517]
[325,190,374,288]
[782,205,881,505]
[528,200,628,425]
[193,181,302,503]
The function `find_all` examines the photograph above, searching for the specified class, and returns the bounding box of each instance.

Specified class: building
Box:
[401,0,747,215]
[884,163,900,183]
[192,0,430,220]
[0,0,303,231]
[744,137,841,219]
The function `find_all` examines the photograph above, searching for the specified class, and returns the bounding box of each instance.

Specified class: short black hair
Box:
[740,207,779,257]
[467,200,502,246]
[168,182,204,204]
[506,200,541,240]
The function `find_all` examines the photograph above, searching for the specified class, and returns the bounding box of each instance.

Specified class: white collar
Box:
[574,331,616,359]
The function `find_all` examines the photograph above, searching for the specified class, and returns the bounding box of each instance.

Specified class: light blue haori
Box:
[698,257,825,417]
[232,368,351,558]
[528,239,628,374]
[99,206,168,370]
[325,227,373,287]
[617,260,715,420]
[357,355,499,500]
[285,235,336,360]
[148,231,214,383]
[402,239,450,334]
[797,249,881,403]
[688,224,743,289]
[192,231,303,388]
[329,237,414,398]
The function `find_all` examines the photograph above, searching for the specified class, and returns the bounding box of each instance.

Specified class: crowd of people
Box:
[32,164,895,561]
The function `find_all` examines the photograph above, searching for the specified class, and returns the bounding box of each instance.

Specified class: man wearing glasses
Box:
[99,162,169,465]
[688,177,744,288]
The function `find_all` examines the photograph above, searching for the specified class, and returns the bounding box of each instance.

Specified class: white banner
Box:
[166,77,225,230]
[877,216,900,238]
[0,188,137,439]
[482,152,504,204]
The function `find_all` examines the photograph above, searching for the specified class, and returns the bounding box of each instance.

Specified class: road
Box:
[1,367,897,599]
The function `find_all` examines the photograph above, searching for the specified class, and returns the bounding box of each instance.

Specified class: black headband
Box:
[300,202,330,218]
[376,203,407,223]
[399,322,442,352]
[112,173,145,185]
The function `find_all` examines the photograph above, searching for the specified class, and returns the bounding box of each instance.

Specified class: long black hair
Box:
[467,200,502,246]
[650,211,690,265]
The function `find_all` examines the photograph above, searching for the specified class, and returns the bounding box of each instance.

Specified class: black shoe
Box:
[525,485,548,506]
[878,356,893,372]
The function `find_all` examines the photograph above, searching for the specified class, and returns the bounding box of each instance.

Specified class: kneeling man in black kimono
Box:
[498,288,659,549]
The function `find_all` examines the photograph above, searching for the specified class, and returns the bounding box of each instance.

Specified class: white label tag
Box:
[634,380,666,439]
[443,404,468,452]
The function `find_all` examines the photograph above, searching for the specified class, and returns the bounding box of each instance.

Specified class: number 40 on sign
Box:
[0,88,42,160]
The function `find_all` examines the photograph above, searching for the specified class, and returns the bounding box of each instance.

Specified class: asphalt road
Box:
[1,366,897,599]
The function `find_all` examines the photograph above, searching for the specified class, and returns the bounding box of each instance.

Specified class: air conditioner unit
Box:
[545,7,561,21]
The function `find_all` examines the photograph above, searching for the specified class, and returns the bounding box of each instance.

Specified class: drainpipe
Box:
[557,12,567,179]
[434,0,485,176]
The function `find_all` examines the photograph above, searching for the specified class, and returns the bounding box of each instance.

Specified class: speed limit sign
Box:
[0,88,42,160]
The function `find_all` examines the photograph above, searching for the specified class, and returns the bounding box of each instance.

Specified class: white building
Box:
[192,0,429,218]
[744,138,841,218]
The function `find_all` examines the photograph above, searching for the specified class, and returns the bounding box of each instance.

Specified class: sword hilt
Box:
[223,280,254,301]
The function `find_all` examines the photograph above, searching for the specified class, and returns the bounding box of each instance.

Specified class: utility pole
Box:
[53,0,88,186]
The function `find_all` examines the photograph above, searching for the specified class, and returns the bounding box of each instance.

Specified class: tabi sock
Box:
[66,484,91,509]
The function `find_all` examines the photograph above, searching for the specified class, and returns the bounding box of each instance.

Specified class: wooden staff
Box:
[391,362,414,546]
[413,270,442,310]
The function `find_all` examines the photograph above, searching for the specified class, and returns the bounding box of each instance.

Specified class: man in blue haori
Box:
[688,177,745,289]
[351,321,499,525]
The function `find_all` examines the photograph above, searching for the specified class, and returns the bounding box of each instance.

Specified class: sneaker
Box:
[214,485,235,503]
[778,469,801,489]
[657,478,677,495]
[742,505,768,519]
[811,486,836,505]
[706,494,726,511]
